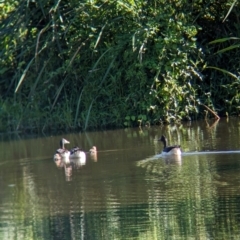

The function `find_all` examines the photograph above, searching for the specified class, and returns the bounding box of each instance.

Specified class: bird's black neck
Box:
[162,138,167,148]
[60,141,64,149]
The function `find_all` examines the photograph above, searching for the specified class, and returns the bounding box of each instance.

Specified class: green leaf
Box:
[206,66,238,80]
[216,44,240,54]
[209,37,240,44]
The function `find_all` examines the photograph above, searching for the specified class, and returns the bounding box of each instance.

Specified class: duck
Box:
[89,146,97,161]
[159,135,181,156]
[69,146,86,161]
[53,138,70,160]
[89,146,97,154]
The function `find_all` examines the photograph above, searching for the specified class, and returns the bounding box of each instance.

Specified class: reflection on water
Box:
[53,147,97,181]
[54,157,87,181]
[1,119,240,239]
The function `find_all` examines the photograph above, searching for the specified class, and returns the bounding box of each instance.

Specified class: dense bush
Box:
[0,0,239,132]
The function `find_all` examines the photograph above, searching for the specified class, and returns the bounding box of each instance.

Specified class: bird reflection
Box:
[53,146,98,181]
[64,163,72,182]
[162,155,182,165]
[71,157,86,169]
[136,154,182,176]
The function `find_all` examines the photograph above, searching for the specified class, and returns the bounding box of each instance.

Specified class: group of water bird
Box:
[53,138,97,163]
[53,135,180,166]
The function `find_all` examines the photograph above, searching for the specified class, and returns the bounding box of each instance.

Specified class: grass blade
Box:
[216,44,240,54]
[206,66,238,80]
[209,37,240,44]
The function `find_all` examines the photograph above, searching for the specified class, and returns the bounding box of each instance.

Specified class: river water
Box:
[0,118,240,239]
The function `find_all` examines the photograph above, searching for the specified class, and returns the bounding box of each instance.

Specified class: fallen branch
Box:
[201,104,220,120]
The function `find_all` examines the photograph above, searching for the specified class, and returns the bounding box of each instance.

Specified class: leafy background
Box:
[0,0,239,132]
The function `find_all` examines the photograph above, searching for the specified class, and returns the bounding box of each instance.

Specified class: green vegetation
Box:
[0,0,239,132]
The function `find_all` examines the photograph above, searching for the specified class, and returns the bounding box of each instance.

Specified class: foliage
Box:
[196,0,240,115]
[0,0,239,132]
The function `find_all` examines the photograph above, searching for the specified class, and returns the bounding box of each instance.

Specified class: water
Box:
[1,118,240,239]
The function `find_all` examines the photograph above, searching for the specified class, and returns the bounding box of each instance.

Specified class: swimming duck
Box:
[89,146,97,161]
[159,135,181,156]
[69,146,86,161]
[89,146,97,154]
[53,138,70,160]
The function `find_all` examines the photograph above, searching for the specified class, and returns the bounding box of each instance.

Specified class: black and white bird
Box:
[69,146,86,161]
[159,135,181,156]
